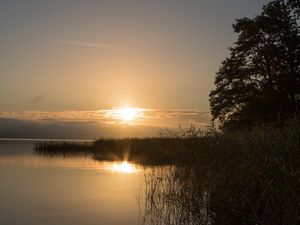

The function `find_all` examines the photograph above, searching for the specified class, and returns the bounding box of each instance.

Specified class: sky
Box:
[0,0,270,138]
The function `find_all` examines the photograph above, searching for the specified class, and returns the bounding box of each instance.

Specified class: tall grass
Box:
[35,137,190,164]
[92,138,184,164]
[34,126,300,224]
[140,127,300,225]
[35,141,93,157]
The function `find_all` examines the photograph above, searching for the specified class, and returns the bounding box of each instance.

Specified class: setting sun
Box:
[118,107,140,122]
[103,107,147,124]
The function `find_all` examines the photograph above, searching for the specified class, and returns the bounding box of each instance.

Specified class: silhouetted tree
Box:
[209,0,300,130]
[288,0,300,15]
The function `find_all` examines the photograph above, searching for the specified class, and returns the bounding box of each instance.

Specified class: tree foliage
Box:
[288,0,300,16]
[209,0,300,130]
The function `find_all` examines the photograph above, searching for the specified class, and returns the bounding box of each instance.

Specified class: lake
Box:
[0,140,144,225]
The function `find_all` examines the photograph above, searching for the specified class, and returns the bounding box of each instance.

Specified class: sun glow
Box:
[104,107,147,124]
[111,161,136,173]
[118,107,140,122]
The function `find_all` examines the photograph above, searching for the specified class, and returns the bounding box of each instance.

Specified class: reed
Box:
[140,126,300,225]
[34,125,300,224]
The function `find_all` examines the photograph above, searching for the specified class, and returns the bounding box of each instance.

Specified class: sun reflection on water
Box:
[111,161,136,173]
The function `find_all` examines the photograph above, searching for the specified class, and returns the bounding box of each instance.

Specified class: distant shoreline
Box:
[0,138,93,142]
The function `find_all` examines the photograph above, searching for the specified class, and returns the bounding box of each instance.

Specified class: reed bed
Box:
[34,126,300,224]
[34,142,93,157]
[140,127,300,225]
[35,137,190,164]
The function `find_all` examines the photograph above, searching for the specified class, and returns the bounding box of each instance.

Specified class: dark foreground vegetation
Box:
[139,126,300,225]
[35,125,300,225]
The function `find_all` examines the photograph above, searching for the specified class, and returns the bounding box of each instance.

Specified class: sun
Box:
[118,107,140,122]
[104,107,145,124]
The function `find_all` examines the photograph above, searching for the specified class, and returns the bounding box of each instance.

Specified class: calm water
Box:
[0,140,144,225]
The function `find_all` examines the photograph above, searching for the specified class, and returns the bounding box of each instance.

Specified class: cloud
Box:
[0,109,211,139]
[66,40,112,48]
[140,109,212,127]
[0,118,159,139]
[0,109,211,126]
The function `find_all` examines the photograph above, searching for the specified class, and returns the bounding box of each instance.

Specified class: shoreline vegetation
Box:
[35,137,187,165]
[34,125,300,225]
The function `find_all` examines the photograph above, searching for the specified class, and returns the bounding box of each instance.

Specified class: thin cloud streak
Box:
[0,109,211,128]
[0,109,212,139]
[66,40,113,48]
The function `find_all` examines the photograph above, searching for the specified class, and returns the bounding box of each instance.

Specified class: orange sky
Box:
[0,0,269,137]
[0,1,269,111]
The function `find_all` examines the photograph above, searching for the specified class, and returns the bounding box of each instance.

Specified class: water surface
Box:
[0,140,143,225]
